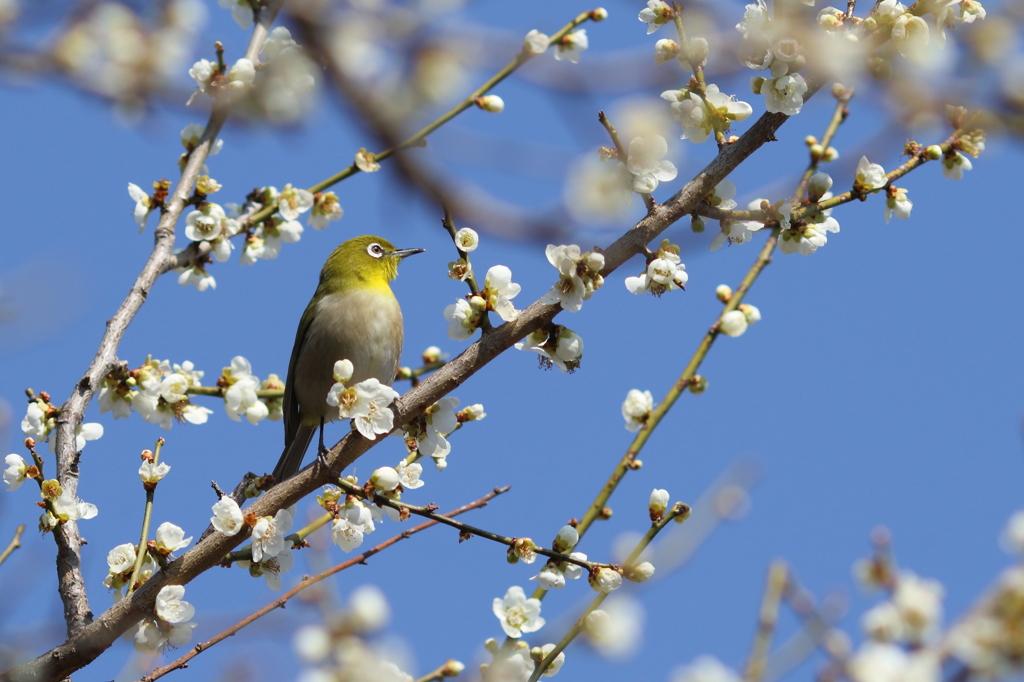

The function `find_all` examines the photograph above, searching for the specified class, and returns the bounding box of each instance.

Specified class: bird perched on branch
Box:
[272,235,424,483]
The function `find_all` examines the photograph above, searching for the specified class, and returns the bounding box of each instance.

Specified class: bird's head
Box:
[321,235,425,292]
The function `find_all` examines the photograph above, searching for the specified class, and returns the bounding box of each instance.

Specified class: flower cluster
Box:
[719,303,762,338]
[36,477,98,531]
[736,1,809,115]
[220,356,282,425]
[522,26,592,64]
[131,585,197,654]
[483,639,566,680]
[237,506,296,590]
[444,265,522,340]
[625,239,688,296]
[540,245,605,312]
[400,397,461,470]
[516,324,584,373]
[661,84,753,143]
[21,393,104,454]
[531,526,588,592]
[325,359,401,440]
[188,55,255,105]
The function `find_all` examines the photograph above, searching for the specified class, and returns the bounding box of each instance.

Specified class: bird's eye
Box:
[367,243,384,259]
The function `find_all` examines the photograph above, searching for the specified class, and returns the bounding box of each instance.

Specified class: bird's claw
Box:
[316,445,331,472]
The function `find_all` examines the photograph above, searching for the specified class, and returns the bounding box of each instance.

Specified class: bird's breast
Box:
[293,288,404,423]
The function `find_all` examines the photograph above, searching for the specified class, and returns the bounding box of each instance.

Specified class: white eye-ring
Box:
[367,243,384,259]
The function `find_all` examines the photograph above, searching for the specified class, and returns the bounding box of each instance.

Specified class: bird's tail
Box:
[273,423,316,484]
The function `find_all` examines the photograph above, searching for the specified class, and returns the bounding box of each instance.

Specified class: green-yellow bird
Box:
[272,235,424,483]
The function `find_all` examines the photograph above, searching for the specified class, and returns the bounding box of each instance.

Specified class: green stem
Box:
[0,525,26,568]
[336,480,594,570]
[528,502,691,681]
[126,438,165,597]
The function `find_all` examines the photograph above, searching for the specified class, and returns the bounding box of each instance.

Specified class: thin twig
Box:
[745,561,789,682]
[528,502,691,681]
[337,479,597,571]
[0,525,26,568]
[138,486,509,682]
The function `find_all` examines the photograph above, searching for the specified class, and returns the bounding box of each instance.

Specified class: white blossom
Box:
[622,390,654,432]
[539,643,565,677]
[655,39,681,65]
[443,298,481,341]
[893,571,944,643]
[554,30,588,64]
[760,73,808,115]
[154,522,192,554]
[454,227,479,252]
[211,496,244,536]
[891,14,930,59]
[350,379,400,440]
[224,356,267,424]
[278,183,314,221]
[251,506,294,563]
[396,460,424,489]
[155,584,195,623]
[139,461,171,485]
[626,135,677,194]
[670,656,743,682]
[884,188,913,223]
[106,543,136,576]
[523,29,550,56]
[720,310,749,337]
[856,156,888,190]
[590,567,623,593]
[331,502,377,552]
[584,595,646,659]
[310,191,343,230]
[4,454,28,490]
[493,586,545,637]
[50,490,98,523]
[127,183,152,231]
[483,265,521,322]
[942,152,972,180]
[639,1,673,33]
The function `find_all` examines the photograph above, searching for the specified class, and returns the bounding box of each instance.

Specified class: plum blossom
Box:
[625,241,687,295]
[482,265,521,322]
[655,39,681,65]
[942,152,972,180]
[277,183,314,221]
[47,422,104,455]
[4,454,29,490]
[251,506,294,563]
[154,522,192,555]
[626,135,677,194]
[622,390,654,432]
[50,490,99,524]
[516,326,584,372]
[639,1,673,34]
[128,183,153,231]
[454,227,479,252]
[523,29,550,56]
[218,0,253,29]
[444,298,482,341]
[350,379,400,440]
[310,191,343,230]
[554,30,588,63]
[759,73,808,115]
[884,187,913,222]
[540,245,604,312]
[223,357,269,424]
[856,156,888,191]
[493,586,545,638]
[211,496,244,536]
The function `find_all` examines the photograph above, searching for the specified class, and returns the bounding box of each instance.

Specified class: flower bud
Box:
[805,135,818,146]
[823,147,839,162]
[333,359,354,384]
[654,39,680,65]
[591,7,608,20]
[925,145,943,160]
[553,525,579,553]
[422,346,442,363]
[625,561,656,582]
[689,375,708,395]
[475,95,504,113]
[469,295,487,311]
[715,284,733,303]
[686,37,709,64]
[809,143,824,159]
[719,310,749,337]
[831,83,848,99]
[442,660,465,677]
[589,567,623,593]
[484,638,500,654]
[808,172,833,202]
[691,216,705,233]
[371,466,401,492]
[583,251,605,273]
[650,488,670,514]
[739,303,761,324]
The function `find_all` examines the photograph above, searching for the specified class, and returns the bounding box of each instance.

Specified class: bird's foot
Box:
[316,444,332,473]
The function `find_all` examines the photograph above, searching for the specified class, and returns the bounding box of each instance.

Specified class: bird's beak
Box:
[390,247,426,259]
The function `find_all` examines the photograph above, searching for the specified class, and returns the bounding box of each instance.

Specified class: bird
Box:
[272,235,425,483]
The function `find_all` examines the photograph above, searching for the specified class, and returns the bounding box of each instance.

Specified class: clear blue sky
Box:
[1,2,1022,681]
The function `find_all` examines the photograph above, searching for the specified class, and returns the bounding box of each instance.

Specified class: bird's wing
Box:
[283,297,319,448]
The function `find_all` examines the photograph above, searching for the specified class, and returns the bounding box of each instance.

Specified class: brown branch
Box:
[33,0,284,648]
[0,525,26,568]
[138,486,508,682]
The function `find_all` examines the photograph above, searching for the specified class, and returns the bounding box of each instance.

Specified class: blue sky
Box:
[1,2,1022,681]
